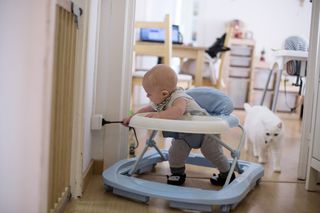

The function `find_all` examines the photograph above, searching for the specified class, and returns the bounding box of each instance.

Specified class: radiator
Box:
[49,2,78,212]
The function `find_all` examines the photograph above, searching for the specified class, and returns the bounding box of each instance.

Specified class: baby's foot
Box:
[210,172,236,186]
[167,174,186,186]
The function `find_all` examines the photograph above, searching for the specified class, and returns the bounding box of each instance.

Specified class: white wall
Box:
[82,0,100,172]
[67,0,134,170]
[0,0,54,212]
[136,0,312,63]
[197,0,312,62]
[136,0,178,22]
[93,0,134,167]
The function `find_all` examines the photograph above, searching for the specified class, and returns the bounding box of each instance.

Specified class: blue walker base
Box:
[103,149,264,212]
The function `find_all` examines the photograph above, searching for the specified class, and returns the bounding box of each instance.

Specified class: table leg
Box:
[271,63,283,112]
[194,50,204,86]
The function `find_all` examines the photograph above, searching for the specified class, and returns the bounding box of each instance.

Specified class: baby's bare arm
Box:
[122,105,155,126]
[145,97,187,119]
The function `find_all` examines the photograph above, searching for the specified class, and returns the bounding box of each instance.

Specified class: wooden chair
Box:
[131,15,192,110]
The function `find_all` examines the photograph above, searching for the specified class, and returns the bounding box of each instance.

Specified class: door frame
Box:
[68,0,89,197]
[298,0,320,180]
[96,0,136,168]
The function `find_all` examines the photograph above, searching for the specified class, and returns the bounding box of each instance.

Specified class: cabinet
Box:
[222,38,255,109]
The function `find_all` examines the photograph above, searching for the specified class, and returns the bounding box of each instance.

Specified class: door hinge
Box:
[71,2,82,29]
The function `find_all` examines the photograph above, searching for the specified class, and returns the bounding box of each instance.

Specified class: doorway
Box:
[134,0,313,179]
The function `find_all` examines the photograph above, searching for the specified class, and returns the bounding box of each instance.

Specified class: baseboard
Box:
[83,160,94,193]
[93,159,104,175]
[82,159,104,193]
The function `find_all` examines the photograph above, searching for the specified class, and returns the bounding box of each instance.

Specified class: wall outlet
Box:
[91,114,103,130]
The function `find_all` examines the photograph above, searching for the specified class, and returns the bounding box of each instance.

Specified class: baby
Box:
[123,64,235,186]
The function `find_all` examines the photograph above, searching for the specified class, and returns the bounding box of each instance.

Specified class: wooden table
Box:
[135,42,206,86]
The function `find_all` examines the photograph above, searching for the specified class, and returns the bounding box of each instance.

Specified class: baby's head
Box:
[142,64,177,104]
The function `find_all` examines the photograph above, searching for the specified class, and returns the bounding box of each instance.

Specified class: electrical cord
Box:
[102,119,123,125]
[101,119,140,153]
[129,127,139,149]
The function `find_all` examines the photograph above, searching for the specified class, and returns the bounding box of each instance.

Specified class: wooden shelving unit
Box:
[221,37,255,109]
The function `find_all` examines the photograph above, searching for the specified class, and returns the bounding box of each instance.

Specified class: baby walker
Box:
[103,89,264,213]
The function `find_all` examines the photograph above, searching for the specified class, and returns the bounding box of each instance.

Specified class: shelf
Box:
[229,38,255,46]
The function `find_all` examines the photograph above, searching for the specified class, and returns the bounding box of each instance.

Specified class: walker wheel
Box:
[143,197,150,203]
[151,163,157,171]
[256,178,261,186]
[220,204,231,213]
[104,184,113,192]
[67,192,72,201]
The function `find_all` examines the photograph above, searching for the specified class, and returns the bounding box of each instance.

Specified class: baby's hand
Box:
[145,112,161,119]
[122,116,133,127]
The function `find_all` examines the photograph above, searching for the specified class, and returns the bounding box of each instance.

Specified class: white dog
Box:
[243,103,283,172]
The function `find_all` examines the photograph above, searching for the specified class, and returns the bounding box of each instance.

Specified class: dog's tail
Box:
[243,103,252,112]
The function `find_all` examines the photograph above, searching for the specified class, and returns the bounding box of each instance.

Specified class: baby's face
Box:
[143,82,166,104]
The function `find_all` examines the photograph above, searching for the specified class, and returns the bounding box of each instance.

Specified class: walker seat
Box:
[103,113,264,213]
